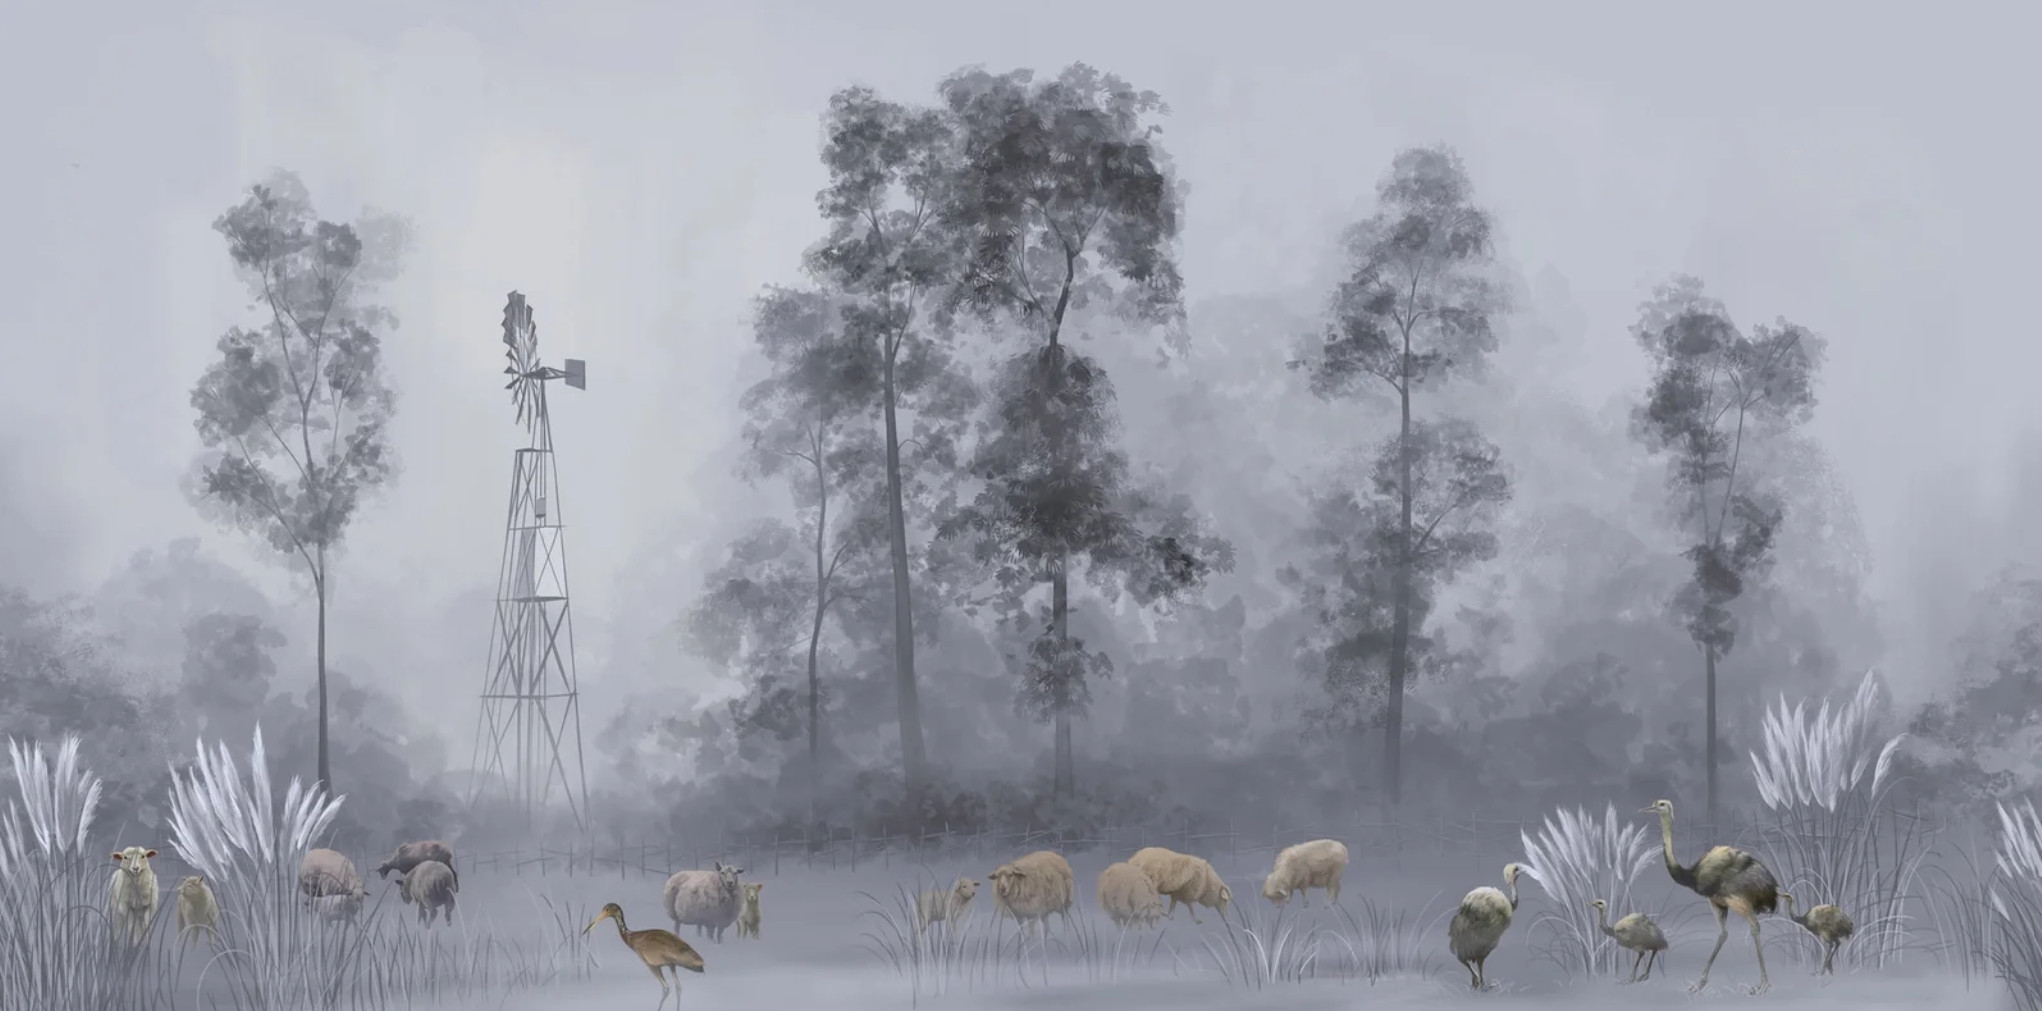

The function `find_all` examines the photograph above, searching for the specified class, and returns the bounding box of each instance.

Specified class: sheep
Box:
[299,848,366,922]
[175,875,221,947]
[663,860,744,943]
[987,850,1075,939]
[738,881,763,939]
[1127,846,1233,924]
[915,877,980,935]
[398,859,459,927]
[1096,861,1165,929]
[375,840,459,889]
[107,846,160,945]
[1262,838,1349,908]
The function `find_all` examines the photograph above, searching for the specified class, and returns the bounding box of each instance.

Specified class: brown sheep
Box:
[1128,846,1233,924]
[398,859,458,927]
[988,850,1075,939]
[175,875,221,947]
[299,848,365,922]
[375,840,458,888]
[1096,861,1164,929]
[1262,838,1349,907]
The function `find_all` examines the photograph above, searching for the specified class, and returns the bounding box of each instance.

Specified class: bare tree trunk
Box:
[807,456,828,829]
[1052,555,1073,798]
[1704,645,1718,827]
[315,552,330,795]
[882,348,928,799]
[1382,384,1414,811]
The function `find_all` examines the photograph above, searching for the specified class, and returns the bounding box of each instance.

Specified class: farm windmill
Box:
[468,291,591,830]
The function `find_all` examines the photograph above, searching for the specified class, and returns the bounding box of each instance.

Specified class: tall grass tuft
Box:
[1518,803,1660,979]
[164,726,359,1011]
[1989,799,2042,1010]
[1748,669,1926,970]
[0,734,149,1011]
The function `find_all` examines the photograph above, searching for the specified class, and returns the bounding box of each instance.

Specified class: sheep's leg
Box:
[1743,907,1769,994]
[1691,903,1730,993]
[1330,876,1341,905]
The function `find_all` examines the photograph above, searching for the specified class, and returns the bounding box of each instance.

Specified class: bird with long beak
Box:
[585,902,705,1009]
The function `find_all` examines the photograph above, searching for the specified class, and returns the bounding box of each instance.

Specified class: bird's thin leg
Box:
[1624,949,1643,983]
[1643,949,1658,981]
[1822,942,1836,976]
[1745,908,1769,994]
[1691,903,1730,993]
[1477,955,1490,991]
[1464,959,1479,989]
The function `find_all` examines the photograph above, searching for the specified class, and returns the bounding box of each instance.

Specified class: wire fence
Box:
[430,814,1754,883]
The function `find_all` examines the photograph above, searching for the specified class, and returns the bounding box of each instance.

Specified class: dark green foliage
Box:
[937,62,1186,348]
[682,521,815,739]
[186,169,411,792]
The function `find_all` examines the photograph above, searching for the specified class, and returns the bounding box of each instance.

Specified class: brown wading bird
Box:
[1448,863,1525,991]
[1643,799,1778,994]
[1589,898,1668,983]
[1777,891,1855,975]
[586,903,705,1009]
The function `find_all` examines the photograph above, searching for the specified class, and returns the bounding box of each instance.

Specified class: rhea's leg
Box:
[1691,903,1730,993]
[1623,949,1643,983]
[1822,941,1837,975]
[1476,954,1490,990]
[1643,949,1659,981]
[1744,907,1769,993]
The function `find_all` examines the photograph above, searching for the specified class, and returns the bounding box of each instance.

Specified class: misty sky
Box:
[3,1,2037,734]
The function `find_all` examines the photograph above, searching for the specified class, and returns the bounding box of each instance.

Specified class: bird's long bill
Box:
[582,909,614,934]
[1638,806,1657,814]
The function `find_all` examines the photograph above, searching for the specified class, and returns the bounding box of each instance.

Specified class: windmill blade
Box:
[502,292,542,429]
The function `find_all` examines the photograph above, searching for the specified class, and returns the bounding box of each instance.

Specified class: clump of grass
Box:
[1337,896,1444,982]
[1990,799,2042,1010]
[1748,669,1926,971]
[859,876,1161,1002]
[1200,900,1337,988]
[350,893,597,1005]
[1518,803,1660,979]
[1920,830,1994,979]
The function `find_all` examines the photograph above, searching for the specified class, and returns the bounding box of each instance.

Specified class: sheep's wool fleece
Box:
[1096,862,1163,926]
[665,870,740,927]
[1129,847,1225,905]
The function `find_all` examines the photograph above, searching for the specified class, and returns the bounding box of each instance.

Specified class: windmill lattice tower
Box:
[469,291,591,831]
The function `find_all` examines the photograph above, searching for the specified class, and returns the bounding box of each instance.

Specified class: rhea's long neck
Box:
[1506,873,1519,910]
[1596,904,1613,936]
[1659,814,1681,871]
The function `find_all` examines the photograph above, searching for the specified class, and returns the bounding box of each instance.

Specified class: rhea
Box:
[1643,798,1778,994]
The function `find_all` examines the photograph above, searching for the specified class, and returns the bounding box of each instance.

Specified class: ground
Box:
[411,844,1989,1011]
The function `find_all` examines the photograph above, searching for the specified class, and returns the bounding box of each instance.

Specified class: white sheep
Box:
[299,848,365,922]
[663,860,744,943]
[988,850,1075,939]
[1096,861,1164,929]
[1262,838,1349,907]
[175,875,221,947]
[398,858,459,927]
[107,846,160,945]
[915,877,980,935]
[1127,846,1232,924]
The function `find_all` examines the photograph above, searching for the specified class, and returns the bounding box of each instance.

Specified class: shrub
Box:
[1991,799,2042,1010]
[1518,803,1660,978]
[1748,669,1923,970]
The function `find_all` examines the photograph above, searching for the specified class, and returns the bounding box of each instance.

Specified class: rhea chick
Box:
[1589,898,1668,983]
[1777,891,1855,975]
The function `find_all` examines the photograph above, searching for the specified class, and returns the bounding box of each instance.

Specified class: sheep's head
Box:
[742,882,763,905]
[714,861,745,892]
[1216,884,1233,916]
[177,875,206,898]
[953,878,979,901]
[1261,873,1289,904]
[989,865,1022,898]
[112,847,157,875]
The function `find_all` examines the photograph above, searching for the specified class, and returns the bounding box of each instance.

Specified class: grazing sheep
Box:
[299,848,366,922]
[916,878,979,935]
[1096,861,1165,929]
[987,850,1076,939]
[1262,838,1349,908]
[107,846,160,945]
[663,860,744,943]
[375,840,459,888]
[738,882,763,939]
[398,859,459,927]
[175,875,220,946]
[1128,846,1233,924]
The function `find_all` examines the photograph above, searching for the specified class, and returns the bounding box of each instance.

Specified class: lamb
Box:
[1262,838,1349,908]
[1127,846,1233,924]
[299,848,366,922]
[987,850,1075,939]
[398,859,459,927]
[663,860,744,943]
[175,875,221,947]
[737,881,763,939]
[1096,861,1165,929]
[107,846,160,945]
[915,877,979,935]
[375,840,459,889]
